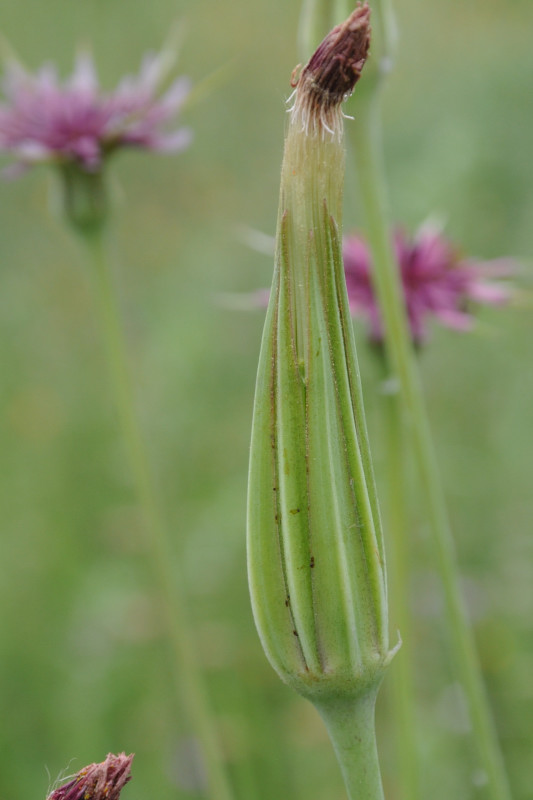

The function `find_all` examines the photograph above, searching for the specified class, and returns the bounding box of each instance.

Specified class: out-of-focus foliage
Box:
[0,1,531,799]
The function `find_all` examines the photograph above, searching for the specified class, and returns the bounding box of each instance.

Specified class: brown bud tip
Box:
[47,753,134,800]
[290,3,371,137]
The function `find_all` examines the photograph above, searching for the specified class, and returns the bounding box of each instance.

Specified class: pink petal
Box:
[159,76,191,114]
[467,282,512,305]
[70,52,99,94]
[151,126,192,152]
[433,308,474,331]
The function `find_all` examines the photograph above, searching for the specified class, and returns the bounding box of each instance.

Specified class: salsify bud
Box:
[247,3,396,706]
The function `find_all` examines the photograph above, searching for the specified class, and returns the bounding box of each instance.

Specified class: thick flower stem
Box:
[315,690,385,800]
[348,93,512,800]
[81,229,234,800]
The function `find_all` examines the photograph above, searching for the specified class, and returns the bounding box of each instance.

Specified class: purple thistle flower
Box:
[0,50,192,177]
[343,223,515,344]
[47,753,133,800]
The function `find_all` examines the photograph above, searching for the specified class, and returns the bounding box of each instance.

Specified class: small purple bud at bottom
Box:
[47,753,134,800]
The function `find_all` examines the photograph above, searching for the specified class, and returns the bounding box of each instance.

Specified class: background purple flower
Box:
[343,224,515,344]
[0,50,192,176]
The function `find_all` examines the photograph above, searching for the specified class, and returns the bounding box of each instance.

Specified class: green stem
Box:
[380,362,420,800]
[298,0,332,61]
[348,93,512,800]
[82,229,234,800]
[315,690,384,800]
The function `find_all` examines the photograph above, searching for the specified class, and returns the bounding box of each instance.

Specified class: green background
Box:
[0,1,532,799]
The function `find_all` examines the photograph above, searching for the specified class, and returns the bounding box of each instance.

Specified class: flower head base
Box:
[47,753,133,800]
[344,223,515,344]
[0,51,191,177]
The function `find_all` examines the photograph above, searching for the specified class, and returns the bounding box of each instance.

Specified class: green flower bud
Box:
[247,2,396,704]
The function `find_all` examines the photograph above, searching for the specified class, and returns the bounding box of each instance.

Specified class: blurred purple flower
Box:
[343,224,515,344]
[0,50,192,177]
[47,753,133,800]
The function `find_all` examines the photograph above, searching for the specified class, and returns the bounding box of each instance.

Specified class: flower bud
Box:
[247,3,395,703]
[297,0,397,97]
[47,753,133,800]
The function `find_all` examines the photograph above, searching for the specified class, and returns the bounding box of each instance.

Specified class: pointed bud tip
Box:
[301,3,370,106]
[290,3,371,137]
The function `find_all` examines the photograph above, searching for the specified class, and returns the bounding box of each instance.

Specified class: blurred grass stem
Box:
[380,363,420,800]
[348,72,512,800]
[80,227,234,800]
